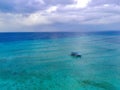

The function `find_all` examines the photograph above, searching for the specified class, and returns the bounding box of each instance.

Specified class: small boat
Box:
[71,52,82,58]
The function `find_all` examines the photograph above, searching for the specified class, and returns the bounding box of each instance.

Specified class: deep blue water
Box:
[0,31,120,90]
[0,31,120,42]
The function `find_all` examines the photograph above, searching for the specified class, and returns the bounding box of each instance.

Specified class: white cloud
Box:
[27,0,45,5]
[65,0,91,9]
[34,0,45,4]
[0,4,120,27]
[21,13,51,26]
[46,6,58,13]
[74,0,91,8]
[34,4,120,25]
[0,1,120,32]
[0,12,52,31]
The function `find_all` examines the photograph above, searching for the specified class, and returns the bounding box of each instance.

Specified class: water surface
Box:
[0,32,120,90]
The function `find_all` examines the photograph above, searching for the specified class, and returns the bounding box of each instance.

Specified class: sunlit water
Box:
[0,32,120,90]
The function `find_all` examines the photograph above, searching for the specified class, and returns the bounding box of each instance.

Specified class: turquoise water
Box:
[0,33,120,90]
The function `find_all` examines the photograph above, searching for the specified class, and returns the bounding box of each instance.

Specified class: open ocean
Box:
[0,31,120,90]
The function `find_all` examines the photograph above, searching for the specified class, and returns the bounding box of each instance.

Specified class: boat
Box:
[71,52,82,58]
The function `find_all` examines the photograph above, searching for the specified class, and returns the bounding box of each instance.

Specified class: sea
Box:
[0,31,120,90]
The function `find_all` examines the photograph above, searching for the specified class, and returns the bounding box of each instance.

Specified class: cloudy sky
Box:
[0,0,120,32]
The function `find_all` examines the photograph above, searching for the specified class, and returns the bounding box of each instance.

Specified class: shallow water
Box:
[0,32,120,90]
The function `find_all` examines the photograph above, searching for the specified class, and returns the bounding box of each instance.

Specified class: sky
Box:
[0,0,120,32]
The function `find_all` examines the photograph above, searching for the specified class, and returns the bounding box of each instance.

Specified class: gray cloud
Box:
[89,0,120,6]
[0,0,120,32]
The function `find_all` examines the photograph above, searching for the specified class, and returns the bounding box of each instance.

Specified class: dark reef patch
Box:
[80,80,116,90]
